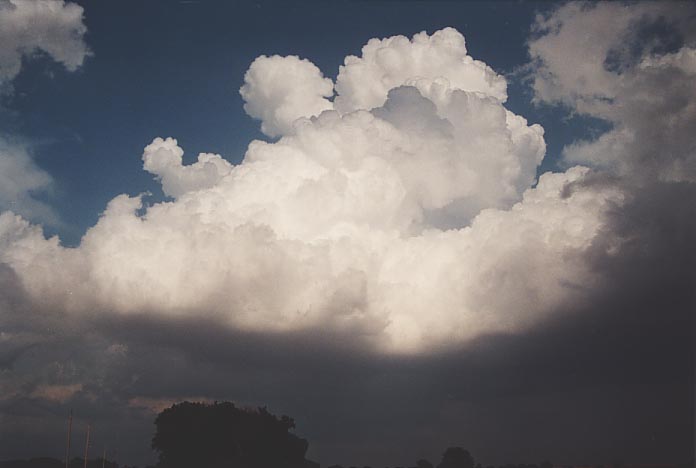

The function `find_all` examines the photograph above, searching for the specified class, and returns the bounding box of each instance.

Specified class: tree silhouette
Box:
[151,401,311,468]
[436,448,475,468]
[0,459,118,468]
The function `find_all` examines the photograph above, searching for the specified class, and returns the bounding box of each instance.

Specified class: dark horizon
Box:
[1,401,691,468]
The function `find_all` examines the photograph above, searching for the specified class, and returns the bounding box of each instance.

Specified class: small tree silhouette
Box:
[436,448,475,468]
[151,401,310,468]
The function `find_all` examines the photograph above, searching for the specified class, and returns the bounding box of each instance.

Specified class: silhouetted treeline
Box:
[2,401,692,468]
[152,401,316,468]
[325,450,550,468]
[3,459,690,468]
[0,458,119,468]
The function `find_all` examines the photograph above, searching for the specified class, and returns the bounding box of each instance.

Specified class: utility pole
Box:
[83,424,90,468]
[65,410,73,468]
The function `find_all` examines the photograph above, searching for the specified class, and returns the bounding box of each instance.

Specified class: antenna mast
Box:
[65,410,73,468]
[83,424,90,468]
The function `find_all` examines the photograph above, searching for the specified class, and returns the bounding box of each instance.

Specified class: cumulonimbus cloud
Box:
[0,27,625,354]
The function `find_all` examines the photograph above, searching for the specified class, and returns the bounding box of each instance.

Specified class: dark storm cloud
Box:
[2,190,693,465]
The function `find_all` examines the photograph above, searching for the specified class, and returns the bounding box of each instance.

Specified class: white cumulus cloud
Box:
[0,138,57,224]
[334,27,508,113]
[0,28,625,354]
[0,0,90,223]
[0,0,89,90]
[143,137,233,198]
[240,55,334,137]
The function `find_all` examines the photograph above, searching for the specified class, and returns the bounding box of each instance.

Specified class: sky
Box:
[0,0,694,467]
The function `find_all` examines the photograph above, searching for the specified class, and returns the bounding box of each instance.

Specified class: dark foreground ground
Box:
[1,458,691,468]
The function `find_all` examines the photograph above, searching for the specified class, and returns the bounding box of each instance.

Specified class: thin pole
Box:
[83,424,90,468]
[102,446,106,468]
[65,410,73,468]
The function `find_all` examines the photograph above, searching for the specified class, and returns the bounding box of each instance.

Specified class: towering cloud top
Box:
[240,28,508,138]
[0,28,623,354]
[333,27,507,113]
[240,55,335,138]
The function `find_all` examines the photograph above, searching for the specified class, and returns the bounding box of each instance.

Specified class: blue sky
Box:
[7,0,606,245]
